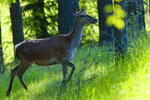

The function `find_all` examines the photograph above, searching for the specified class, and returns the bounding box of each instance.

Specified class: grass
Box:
[0,32,150,100]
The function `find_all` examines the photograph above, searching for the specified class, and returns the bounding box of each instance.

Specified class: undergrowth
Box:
[0,31,150,100]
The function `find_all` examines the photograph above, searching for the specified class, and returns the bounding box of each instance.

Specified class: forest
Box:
[0,0,150,99]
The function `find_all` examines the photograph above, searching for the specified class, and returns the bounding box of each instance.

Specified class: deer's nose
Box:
[94,19,98,22]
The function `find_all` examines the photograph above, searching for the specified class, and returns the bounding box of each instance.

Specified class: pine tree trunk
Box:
[58,0,79,34]
[97,0,113,44]
[0,16,3,65]
[10,0,24,46]
[0,12,4,74]
[137,0,145,30]
[127,0,145,31]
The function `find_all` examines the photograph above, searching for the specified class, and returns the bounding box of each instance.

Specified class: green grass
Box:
[0,32,150,100]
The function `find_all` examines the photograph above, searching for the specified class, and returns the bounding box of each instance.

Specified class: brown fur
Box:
[15,34,72,65]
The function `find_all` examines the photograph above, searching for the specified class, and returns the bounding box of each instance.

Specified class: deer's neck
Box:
[68,19,84,48]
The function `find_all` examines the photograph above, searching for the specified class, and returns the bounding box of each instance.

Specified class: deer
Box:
[6,7,97,96]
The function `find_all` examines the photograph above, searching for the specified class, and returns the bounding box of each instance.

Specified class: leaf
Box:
[114,18,125,30]
[114,8,126,19]
[104,5,113,13]
[106,15,116,26]
[13,0,16,3]
[114,0,122,2]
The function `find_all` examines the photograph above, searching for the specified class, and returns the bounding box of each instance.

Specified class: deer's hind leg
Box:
[6,64,21,96]
[17,60,32,91]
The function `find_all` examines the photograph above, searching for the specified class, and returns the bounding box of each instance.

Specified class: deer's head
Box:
[73,7,98,25]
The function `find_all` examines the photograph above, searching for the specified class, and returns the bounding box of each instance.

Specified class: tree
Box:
[97,0,113,44]
[114,0,128,61]
[0,12,4,72]
[127,0,145,35]
[10,0,24,46]
[58,0,79,34]
[137,0,145,30]
[149,0,150,14]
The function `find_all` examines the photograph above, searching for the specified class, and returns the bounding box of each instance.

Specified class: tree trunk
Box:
[97,0,113,44]
[0,11,4,74]
[127,0,145,32]
[149,0,150,14]
[137,0,145,30]
[10,0,24,46]
[58,0,79,34]
[0,16,3,65]
[115,0,128,63]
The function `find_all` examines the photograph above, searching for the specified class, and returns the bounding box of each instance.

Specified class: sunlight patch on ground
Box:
[119,49,150,100]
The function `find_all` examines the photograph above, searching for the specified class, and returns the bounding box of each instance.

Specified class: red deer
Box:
[6,7,97,96]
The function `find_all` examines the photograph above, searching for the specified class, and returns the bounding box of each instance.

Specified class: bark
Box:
[0,12,4,74]
[97,0,114,44]
[10,0,24,46]
[127,0,145,31]
[58,0,79,34]
[0,16,3,65]
[137,0,145,30]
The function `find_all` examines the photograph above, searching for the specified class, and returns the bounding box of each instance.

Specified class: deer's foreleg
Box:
[62,61,75,83]
[62,65,67,82]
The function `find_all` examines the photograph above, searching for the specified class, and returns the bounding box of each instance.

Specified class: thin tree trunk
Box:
[0,10,4,73]
[97,0,113,44]
[137,0,145,30]
[0,18,3,65]
[149,0,150,14]
[10,0,24,46]
[127,0,145,32]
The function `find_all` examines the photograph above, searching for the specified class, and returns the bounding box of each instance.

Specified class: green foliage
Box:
[1,6,14,64]
[22,0,58,39]
[44,0,58,34]
[0,31,150,100]
[0,0,16,6]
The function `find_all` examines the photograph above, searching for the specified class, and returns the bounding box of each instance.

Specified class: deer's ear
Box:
[73,7,77,14]
[80,7,87,13]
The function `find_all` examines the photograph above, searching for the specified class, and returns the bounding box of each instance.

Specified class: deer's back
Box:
[15,35,76,65]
